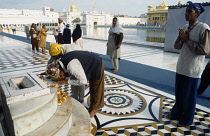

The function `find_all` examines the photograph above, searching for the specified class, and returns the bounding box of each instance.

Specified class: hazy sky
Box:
[0,0,209,16]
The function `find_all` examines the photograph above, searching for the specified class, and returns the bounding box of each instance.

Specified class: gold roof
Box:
[156,1,168,9]
[70,4,77,10]
[148,5,153,8]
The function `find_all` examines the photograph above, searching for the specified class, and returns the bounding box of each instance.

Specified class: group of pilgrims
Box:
[36,1,210,127]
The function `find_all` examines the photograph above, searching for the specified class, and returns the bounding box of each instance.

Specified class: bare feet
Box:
[89,109,97,118]
[177,123,185,127]
[111,70,118,73]
[165,114,176,120]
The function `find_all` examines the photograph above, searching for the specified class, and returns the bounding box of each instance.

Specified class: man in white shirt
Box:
[46,51,104,118]
[166,1,210,127]
[58,18,65,44]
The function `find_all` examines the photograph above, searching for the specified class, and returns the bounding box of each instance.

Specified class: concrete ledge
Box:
[9,91,57,135]
[68,98,91,136]
[26,96,73,136]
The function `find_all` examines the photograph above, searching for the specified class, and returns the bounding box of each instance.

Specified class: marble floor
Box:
[0,31,210,135]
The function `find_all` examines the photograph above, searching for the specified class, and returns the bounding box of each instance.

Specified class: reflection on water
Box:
[48,26,166,43]
[81,27,166,43]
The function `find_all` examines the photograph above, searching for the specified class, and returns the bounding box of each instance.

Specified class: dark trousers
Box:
[54,35,58,43]
[197,67,210,95]
[171,73,198,126]
[58,33,64,44]
[89,62,104,110]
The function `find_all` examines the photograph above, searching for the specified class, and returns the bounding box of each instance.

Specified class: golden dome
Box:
[70,4,77,10]
[178,1,182,5]
[156,1,168,9]
[148,5,153,8]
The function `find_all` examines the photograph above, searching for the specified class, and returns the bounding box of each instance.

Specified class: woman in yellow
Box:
[7,26,10,33]
[38,25,47,53]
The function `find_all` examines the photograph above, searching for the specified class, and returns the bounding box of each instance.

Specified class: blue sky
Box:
[0,0,209,16]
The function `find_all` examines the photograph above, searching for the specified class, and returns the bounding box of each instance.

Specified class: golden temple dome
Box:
[148,5,153,8]
[70,4,77,10]
[156,1,168,9]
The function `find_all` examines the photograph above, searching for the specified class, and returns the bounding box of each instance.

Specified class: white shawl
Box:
[109,18,123,35]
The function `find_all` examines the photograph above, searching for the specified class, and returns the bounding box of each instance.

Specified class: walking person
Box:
[53,23,59,43]
[63,24,71,44]
[72,24,83,47]
[106,17,123,73]
[166,1,210,127]
[197,60,210,95]
[46,51,104,118]
[29,23,39,52]
[37,25,47,53]
[58,18,65,44]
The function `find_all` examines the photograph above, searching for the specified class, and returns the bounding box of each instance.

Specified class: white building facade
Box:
[59,4,82,26]
[0,4,146,27]
[82,11,112,26]
[0,7,59,27]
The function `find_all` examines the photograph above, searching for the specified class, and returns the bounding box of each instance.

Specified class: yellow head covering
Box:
[49,43,62,56]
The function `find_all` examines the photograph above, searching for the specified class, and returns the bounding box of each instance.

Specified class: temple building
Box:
[147,1,170,27]
[59,4,82,26]
[0,7,59,27]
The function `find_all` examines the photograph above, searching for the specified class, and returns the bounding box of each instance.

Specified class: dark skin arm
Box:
[53,79,68,85]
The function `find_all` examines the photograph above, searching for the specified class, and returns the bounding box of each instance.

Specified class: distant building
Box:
[81,11,112,26]
[117,16,147,26]
[59,4,82,26]
[0,7,59,27]
[147,1,170,27]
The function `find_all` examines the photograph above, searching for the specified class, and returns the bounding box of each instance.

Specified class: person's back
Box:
[63,27,71,44]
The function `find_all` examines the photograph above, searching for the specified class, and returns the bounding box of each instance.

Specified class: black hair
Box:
[113,17,117,20]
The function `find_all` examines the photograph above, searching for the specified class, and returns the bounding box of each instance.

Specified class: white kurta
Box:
[106,33,120,59]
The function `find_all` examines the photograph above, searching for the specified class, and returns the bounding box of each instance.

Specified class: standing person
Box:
[24,25,30,40]
[29,23,39,52]
[36,23,41,35]
[46,51,104,118]
[72,24,83,47]
[166,1,210,127]
[58,18,64,44]
[11,25,16,34]
[0,25,3,33]
[6,26,10,33]
[106,17,123,73]
[37,25,47,53]
[63,24,71,44]
[53,23,59,43]
[197,60,210,95]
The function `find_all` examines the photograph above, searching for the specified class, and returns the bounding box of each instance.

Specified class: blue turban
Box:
[187,1,205,14]
[66,24,70,27]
